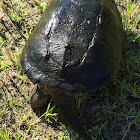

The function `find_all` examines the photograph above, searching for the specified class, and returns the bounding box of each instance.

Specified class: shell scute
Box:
[21,0,123,94]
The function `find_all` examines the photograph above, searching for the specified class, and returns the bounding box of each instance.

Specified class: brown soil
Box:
[0,0,140,140]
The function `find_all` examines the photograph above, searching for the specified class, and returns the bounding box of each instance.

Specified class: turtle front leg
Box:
[48,88,92,140]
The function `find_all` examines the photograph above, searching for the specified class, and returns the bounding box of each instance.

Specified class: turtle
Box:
[20,0,123,139]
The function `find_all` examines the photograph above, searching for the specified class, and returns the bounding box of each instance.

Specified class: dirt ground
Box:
[0,0,140,140]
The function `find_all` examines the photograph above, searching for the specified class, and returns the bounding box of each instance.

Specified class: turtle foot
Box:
[51,88,92,140]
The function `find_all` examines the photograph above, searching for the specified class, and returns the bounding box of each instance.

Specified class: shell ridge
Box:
[80,3,103,66]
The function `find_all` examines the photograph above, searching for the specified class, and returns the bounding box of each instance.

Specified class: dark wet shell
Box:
[21,0,123,94]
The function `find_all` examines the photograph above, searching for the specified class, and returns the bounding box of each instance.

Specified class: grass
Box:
[0,0,140,139]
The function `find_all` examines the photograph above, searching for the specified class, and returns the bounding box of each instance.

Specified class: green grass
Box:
[0,0,140,139]
[0,123,9,140]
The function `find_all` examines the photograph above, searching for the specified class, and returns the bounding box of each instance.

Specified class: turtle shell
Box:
[21,0,123,94]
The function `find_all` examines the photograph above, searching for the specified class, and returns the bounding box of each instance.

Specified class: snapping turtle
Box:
[21,0,123,139]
